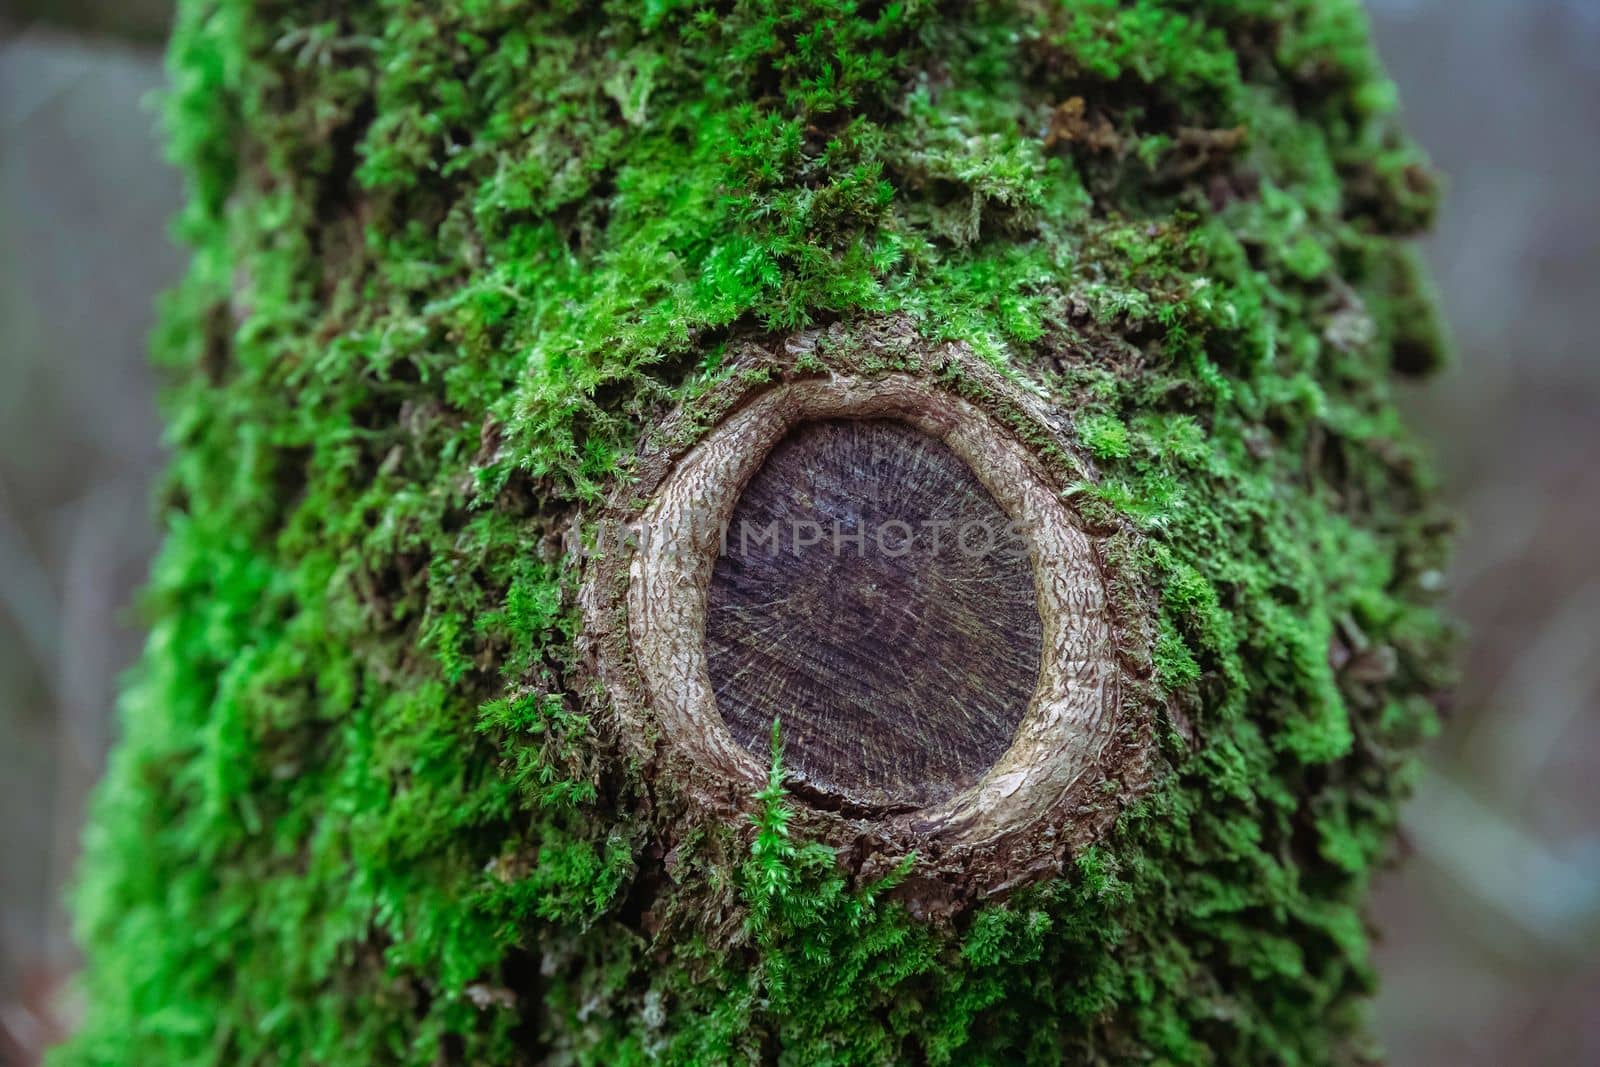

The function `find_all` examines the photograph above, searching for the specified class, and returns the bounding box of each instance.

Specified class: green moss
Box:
[1078,412,1134,460]
[57,0,1453,1064]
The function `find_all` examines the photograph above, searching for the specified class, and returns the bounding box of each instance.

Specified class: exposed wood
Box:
[706,418,1043,811]
[589,345,1137,894]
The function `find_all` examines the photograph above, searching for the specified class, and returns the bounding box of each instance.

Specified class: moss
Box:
[57,1,1453,1065]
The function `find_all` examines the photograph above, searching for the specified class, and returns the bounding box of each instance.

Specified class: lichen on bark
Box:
[57,1,1454,1065]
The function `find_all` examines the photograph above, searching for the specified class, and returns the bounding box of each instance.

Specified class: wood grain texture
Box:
[706,419,1043,810]
[606,359,1128,888]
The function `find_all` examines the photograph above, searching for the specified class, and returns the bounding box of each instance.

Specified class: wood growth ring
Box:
[619,371,1122,854]
[707,417,1042,812]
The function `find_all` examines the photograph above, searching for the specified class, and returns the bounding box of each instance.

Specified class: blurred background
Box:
[1,1,1596,1063]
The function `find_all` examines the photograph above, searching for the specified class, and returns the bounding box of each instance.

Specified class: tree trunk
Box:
[57,1,1455,1064]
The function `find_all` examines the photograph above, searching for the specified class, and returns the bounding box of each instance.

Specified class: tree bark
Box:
[58,1,1454,1065]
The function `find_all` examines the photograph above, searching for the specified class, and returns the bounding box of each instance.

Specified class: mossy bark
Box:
[57,2,1454,1065]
